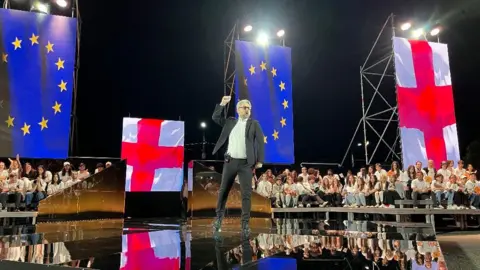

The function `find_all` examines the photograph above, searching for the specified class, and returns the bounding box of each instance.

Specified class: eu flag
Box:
[235,40,294,164]
[0,9,76,158]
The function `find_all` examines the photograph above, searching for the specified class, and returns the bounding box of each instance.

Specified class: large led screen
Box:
[121,117,184,191]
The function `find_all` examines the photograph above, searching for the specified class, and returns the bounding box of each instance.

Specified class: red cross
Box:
[121,232,180,270]
[121,119,184,192]
[397,40,456,165]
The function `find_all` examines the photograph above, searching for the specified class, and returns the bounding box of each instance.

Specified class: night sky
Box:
[71,0,479,165]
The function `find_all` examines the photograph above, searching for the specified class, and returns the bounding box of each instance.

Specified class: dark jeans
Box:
[412,191,437,207]
[384,190,401,205]
[0,192,22,209]
[215,159,252,224]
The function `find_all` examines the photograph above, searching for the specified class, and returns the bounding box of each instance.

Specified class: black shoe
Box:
[212,218,222,232]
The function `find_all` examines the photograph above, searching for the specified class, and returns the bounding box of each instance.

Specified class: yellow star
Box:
[45,41,54,53]
[12,37,22,50]
[29,33,39,45]
[38,117,48,131]
[5,115,14,128]
[244,78,247,86]
[271,67,277,77]
[260,61,267,71]
[272,129,279,140]
[249,65,255,75]
[58,80,67,92]
[280,117,287,127]
[1,53,7,63]
[55,58,65,70]
[279,81,286,91]
[282,99,289,109]
[264,136,267,144]
[52,101,62,114]
[21,122,31,136]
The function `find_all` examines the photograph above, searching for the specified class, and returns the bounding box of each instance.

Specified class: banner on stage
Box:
[121,117,184,192]
[234,40,295,164]
[0,9,76,158]
[393,37,460,167]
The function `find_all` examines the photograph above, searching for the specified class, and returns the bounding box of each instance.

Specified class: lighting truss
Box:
[341,14,402,167]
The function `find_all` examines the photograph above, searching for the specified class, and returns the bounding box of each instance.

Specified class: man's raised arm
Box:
[212,96,232,127]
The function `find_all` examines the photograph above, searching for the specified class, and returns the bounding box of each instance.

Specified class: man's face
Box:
[302,168,307,174]
[237,103,251,119]
[428,160,434,168]
[417,172,423,180]
[416,162,422,169]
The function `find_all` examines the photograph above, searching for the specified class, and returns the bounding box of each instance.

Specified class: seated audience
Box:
[431,174,445,209]
[465,174,480,209]
[342,175,358,207]
[271,177,284,208]
[58,162,73,183]
[47,175,65,196]
[411,171,438,209]
[301,176,327,208]
[77,163,90,180]
[256,174,272,198]
[283,176,298,208]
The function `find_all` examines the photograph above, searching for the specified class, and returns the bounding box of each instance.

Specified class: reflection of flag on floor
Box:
[235,40,294,164]
[120,230,181,270]
[121,118,184,192]
[393,37,460,167]
[0,9,76,158]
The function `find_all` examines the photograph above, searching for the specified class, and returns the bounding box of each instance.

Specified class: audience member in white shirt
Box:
[1,173,24,211]
[256,174,272,198]
[437,161,451,181]
[455,160,466,178]
[0,162,9,181]
[431,174,445,209]
[77,163,90,180]
[47,175,65,196]
[374,163,387,181]
[411,171,438,209]
[415,161,427,177]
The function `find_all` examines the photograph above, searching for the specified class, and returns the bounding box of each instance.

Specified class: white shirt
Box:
[411,179,428,190]
[438,168,451,180]
[227,118,248,159]
[374,169,387,180]
[256,180,272,198]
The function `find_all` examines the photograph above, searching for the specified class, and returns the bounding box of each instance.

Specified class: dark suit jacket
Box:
[211,104,265,166]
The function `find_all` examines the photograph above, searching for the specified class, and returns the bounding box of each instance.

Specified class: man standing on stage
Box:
[211,96,265,234]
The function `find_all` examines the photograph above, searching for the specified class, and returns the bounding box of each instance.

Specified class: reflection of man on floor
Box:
[211,96,265,234]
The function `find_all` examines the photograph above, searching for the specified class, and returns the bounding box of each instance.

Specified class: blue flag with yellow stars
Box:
[235,40,294,164]
[0,9,76,158]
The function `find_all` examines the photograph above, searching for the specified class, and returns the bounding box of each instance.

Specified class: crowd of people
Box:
[220,228,446,270]
[254,160,480,210]
[0,155,112,212]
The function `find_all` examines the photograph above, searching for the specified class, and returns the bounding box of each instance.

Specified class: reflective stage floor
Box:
[0,217,455,269]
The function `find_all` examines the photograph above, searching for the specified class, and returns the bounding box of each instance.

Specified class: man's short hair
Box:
[236,99,251,109]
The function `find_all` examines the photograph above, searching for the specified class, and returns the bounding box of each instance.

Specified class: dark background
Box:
[36,0,480,166]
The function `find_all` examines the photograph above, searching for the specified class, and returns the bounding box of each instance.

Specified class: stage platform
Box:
[0,211,38,225]
[0,217,462,269]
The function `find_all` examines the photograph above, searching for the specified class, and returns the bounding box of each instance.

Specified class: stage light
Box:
[244,25,253,32]
[30,1,50,14]
[411,28,424,39]
[56,0,68,8]
[256,32,269,46]
[200,122,207,129]
[400,22,412,31]
[430,27,440,36]
[357,143,362,147]
[276,29,285,37]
